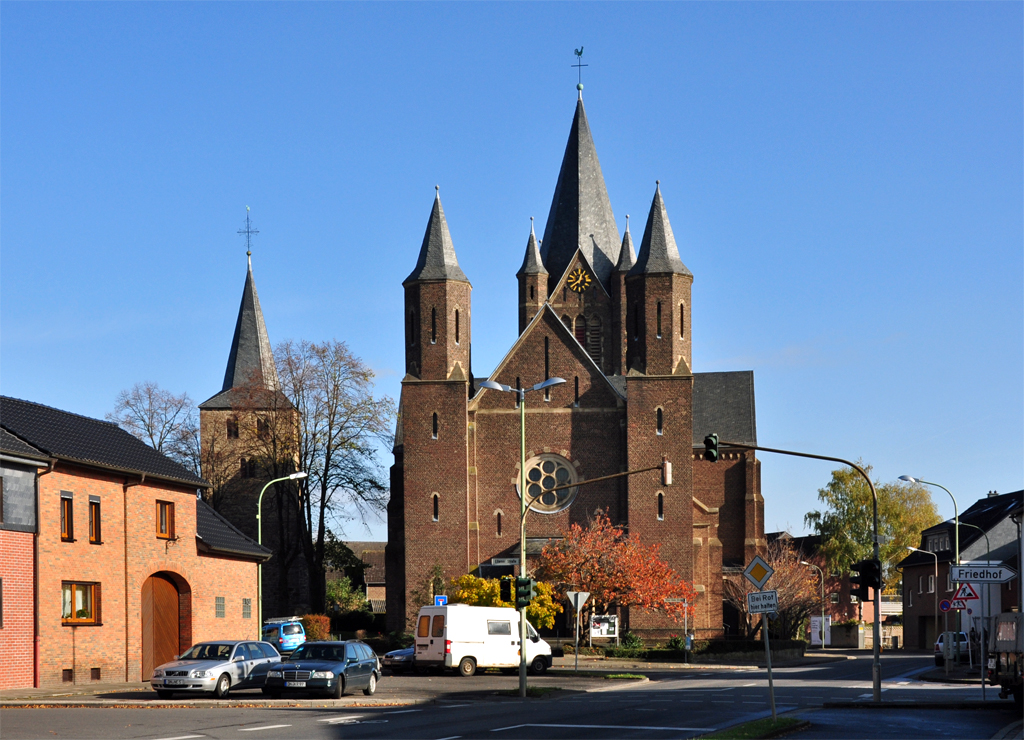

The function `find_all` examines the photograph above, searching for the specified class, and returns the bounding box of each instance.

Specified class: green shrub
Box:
[665,634,688,651]
[562,643,603,656]
[605,631,645,658]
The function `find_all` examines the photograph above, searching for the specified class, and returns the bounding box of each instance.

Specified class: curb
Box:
[0,696,430,709]
[821,700,1016,710]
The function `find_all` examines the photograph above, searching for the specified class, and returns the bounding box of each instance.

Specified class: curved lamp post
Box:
[800,561,826,649]
[899,477,959,664]
[258,471,308,633]
[479,376,565,698]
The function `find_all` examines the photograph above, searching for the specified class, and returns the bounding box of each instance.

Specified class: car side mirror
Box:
[531,635,540,643]
[233,656,244,662]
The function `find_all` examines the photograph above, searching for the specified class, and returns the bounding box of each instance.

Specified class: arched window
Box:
[432,493,439,522]
[431,307,437,344]
[574,376,579,407]
[562,315,572,331]
[562,286,568,301]
[587,316,602,365]
[656,302,663,338]
[432,412,439,439]
[656,408,664,435]
[574,316,587,346]
[496,511,502,537]
[454,309,460,344]
[226,418,239,439]
[515,377,521,408]
[632,303,640,340]
[657,492,664,521]
[680,303,685,339]
[529,286,534,300]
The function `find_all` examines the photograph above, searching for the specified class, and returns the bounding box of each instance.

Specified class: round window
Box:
[516,454,579,514]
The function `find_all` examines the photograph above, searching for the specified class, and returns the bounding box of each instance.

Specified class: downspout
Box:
[123,474,145,682]
[35,459,57,688]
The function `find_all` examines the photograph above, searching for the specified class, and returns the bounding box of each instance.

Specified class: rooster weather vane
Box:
[573,47,588,91]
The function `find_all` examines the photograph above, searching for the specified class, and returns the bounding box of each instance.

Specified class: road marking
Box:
[318,716,359,724]
[153,736,205,740]
[385,709,422,714]
[239,726,291,732]
[744,683,757,687]
[436,704,473,708]
[492,724,714,733]
[435,736,462,740]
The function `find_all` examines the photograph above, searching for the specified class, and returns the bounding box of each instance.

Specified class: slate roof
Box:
[628,184,692,278]
[899,489,1023,568]
[516,221,547,276]
[404,191,469,284]
[540,95,621,290]
[0,396,207,488]
[200,256,280,408]
[196,498,272,561]
[615,222,637,273]
[692,371,757,446]
[0,427,50,462]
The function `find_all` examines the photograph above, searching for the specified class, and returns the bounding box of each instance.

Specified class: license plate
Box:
[166,679,186,685]
[285,681,306,687]
[988,658,996,669]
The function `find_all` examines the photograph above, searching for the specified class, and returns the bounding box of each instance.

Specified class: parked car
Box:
[262,616,306,654]
[934,631,970,666]
[382,646,415,674]
[264,640,381,699]
[150,640,281,699]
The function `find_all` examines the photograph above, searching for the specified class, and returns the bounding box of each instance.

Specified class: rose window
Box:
[517,454,579,514]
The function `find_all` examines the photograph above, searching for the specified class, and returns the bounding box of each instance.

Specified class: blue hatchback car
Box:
[262,617,306,655]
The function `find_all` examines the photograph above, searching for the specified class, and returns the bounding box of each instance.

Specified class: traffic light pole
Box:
[713,439,883,703]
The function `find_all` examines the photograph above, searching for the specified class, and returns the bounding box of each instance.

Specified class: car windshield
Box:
[290,644,345,661]
[180,643,234,661]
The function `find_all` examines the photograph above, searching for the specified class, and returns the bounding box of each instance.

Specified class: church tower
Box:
[516,219,547,333]
[389,190,472,629]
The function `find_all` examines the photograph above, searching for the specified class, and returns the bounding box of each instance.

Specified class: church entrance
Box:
[141,572,190,680]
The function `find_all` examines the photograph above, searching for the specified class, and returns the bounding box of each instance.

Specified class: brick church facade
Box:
[388,93,765,638]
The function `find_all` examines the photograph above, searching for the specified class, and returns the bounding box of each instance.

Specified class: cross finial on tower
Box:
[237,206,259,257]
[573,47,588,95]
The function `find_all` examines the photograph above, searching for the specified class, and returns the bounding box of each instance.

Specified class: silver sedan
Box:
[150,640,281,698]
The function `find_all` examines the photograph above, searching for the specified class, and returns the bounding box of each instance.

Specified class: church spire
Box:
[628,182,691,277]
[516,217,547,277]
[540,97,621,291]
[404,187,469,285]
[615,214,637,273]
[220,253,280,392]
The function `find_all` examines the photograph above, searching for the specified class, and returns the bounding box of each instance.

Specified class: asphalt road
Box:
[2,653,1019,739]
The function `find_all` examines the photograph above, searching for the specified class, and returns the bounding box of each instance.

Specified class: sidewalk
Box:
[552,651,853,673]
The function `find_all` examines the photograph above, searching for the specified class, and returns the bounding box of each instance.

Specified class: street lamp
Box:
[907,546,938,653]
[800,561,826,649]
[479,376,565,698]
[899,477,960,665]
[258,471,308,633]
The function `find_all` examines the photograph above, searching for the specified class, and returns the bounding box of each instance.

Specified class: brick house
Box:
[898,490,1022,651]
[0,396,270,689]
[387,93,765,638]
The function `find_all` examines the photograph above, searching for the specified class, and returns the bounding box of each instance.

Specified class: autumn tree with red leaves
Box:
[536,510,696,628]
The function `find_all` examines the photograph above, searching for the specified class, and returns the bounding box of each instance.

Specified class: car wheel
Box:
[529,657,548,675]
[363,672,377,696]
[213,673,231,699]
[457,657,476,677]
[330,677,345,699]
[155,690,174,699]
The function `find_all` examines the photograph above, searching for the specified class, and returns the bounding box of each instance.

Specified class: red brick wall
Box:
[34,463,260,688]
[0,529,34,689]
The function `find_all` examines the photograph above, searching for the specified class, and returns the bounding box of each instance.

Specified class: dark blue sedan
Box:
[264,641,381,698]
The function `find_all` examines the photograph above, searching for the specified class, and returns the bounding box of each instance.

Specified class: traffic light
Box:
[515,577,533,609]
[499,577,513,603]
[704,434,719,463]
[528,579,538,601]
[864,558,882,592]
[849,560,871,603]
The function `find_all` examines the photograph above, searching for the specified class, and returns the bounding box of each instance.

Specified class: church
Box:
[387,91,766,638]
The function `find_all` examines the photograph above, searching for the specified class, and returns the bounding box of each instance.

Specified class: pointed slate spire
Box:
[516,217,547,276]
[404,188,469,284]
[615,214,637,273]
[220,254,280,392]
[540,96,621,289]
[628,182,692,277]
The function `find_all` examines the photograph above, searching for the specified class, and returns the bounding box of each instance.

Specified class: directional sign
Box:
[950,564,1017,584]
[743,556,775,590]
[939,599,952,613]
[954,583,980,601]
[747,589,779,614]
[566,591,590,613]
[491,558,520,566]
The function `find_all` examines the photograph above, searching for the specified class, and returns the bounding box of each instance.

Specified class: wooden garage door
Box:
[142,574,179,680]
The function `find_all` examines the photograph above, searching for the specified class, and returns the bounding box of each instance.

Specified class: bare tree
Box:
[107,382,200,475]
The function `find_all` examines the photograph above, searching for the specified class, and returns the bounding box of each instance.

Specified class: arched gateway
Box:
[141,572,191,680]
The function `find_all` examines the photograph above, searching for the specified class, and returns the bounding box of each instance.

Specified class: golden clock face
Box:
[567,268,592,293]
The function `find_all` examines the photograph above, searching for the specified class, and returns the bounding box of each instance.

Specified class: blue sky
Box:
[3,3,1021,542]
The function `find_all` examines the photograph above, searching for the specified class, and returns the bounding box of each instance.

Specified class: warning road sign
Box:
[949,599,969,610]
[954,583,979,601]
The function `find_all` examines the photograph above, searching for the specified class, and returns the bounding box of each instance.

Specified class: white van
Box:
[414,604,553,677]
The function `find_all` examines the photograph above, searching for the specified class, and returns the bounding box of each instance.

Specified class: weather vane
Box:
[237,205,259,256]
[573,47,587,91]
